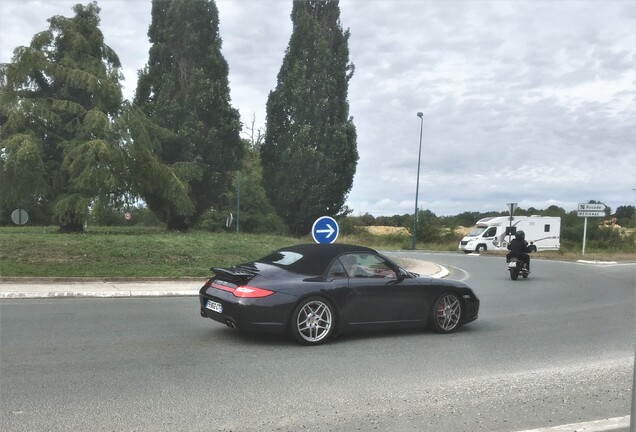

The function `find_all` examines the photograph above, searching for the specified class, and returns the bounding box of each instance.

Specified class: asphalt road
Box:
[1,253,634,432]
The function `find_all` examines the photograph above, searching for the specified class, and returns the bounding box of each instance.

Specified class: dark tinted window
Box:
[257,244,378,276]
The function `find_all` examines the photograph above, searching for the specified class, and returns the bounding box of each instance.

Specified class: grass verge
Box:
[0,226,302,278]
[0,227,633,278]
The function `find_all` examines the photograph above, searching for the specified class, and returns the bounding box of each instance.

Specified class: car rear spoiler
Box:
[211,267,255,277]
[211,267,259,285]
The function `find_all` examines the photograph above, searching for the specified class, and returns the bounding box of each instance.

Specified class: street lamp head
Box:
[417,112,423,118]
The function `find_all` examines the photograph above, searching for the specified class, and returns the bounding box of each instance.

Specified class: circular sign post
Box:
[311,216,339,244]
[11,209,29,226]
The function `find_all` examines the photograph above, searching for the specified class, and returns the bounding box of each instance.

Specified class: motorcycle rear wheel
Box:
[510,268,519,280]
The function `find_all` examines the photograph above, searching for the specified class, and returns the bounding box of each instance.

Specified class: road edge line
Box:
[513,415,630,432]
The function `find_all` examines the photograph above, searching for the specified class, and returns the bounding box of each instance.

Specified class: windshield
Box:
[468,226,487,236]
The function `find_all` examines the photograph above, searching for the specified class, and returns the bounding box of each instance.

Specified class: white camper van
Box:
[458,216,561,253]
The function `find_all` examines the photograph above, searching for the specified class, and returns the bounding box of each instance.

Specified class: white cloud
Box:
[1,0,634,217]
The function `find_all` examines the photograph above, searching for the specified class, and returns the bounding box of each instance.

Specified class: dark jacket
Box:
[507,238,531,256]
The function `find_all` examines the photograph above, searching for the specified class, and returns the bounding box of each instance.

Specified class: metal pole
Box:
[236,171,240,233]
[412,112,424,250]
[508,217,513,243]
[582,217,587,255]
[631,350,635,432]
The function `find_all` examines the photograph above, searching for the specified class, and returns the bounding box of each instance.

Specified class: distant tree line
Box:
[340,204,636,250]
[0,0,356,235]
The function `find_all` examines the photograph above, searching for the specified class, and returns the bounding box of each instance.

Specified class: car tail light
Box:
[211,282,235,293]
[233,286,274,298]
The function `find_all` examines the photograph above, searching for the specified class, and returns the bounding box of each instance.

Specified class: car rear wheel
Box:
[431,292,463,333]
[290,297,335,346]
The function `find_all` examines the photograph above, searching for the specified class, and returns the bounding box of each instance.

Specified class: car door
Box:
[339,253,425,327]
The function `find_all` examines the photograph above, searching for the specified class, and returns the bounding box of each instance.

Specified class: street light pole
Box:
[236,171,240,233]
[412,112,424,250]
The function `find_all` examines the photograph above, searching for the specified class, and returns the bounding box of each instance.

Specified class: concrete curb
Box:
[576,260,618,265]
[0,290,199,299]
[430,264,450,279]
[0,259,447,299]
[0,276,204,283]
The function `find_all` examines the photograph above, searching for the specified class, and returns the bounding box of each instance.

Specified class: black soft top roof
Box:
[257,243,378,276]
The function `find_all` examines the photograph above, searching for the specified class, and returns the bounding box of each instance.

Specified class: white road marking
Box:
[514,415,630,432]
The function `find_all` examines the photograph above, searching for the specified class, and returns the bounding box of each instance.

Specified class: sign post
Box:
[582,216,588,255]
[311,216,339,244]
[577,203,607,255]
[506,203,517,243]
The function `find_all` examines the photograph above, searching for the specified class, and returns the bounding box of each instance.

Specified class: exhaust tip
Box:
[225,319,237,329]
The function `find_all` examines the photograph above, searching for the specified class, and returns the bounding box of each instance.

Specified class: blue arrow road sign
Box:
[312,216,339,244]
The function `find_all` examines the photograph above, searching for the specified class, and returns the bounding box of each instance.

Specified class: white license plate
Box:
[508,261,517,268]
[205,300,223,313]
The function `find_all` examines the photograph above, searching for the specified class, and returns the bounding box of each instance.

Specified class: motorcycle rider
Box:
[507,230,532,271]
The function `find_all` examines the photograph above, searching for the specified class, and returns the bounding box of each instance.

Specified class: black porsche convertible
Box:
[199,243,479,345]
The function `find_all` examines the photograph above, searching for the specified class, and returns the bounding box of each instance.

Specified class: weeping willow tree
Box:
[0,2,126,232]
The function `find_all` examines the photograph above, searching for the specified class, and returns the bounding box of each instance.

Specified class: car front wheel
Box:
[290,297,336,346]
[431,292,463,333]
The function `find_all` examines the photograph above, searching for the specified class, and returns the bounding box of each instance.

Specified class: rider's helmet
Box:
[516,230,525,240]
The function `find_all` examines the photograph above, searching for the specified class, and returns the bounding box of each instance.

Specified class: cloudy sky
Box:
[1,0,634,216]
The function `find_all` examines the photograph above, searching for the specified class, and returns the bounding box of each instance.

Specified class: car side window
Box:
[341,253,397,279]
[327,259,347,278]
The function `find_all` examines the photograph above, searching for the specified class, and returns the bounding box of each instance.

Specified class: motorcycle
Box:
[507,256,529,280]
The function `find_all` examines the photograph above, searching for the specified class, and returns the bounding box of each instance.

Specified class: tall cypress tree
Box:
[133,0,243,231]
[262,0,357,236]
[0,2,126,232]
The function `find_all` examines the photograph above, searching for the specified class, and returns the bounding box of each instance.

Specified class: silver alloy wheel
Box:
[296,300,333,343]
[435,294,461,331]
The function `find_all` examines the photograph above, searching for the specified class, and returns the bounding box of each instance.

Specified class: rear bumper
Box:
[198,286,293,334]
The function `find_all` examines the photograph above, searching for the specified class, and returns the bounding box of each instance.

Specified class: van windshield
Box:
[468,227,486,236]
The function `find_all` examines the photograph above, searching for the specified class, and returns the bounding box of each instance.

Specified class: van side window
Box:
[484,227,497,237]
[544,224,550,232]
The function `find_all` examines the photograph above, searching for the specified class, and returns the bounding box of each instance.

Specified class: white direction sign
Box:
[577,211,605,218]
[578,203,606,211]
[577,203,607,255]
